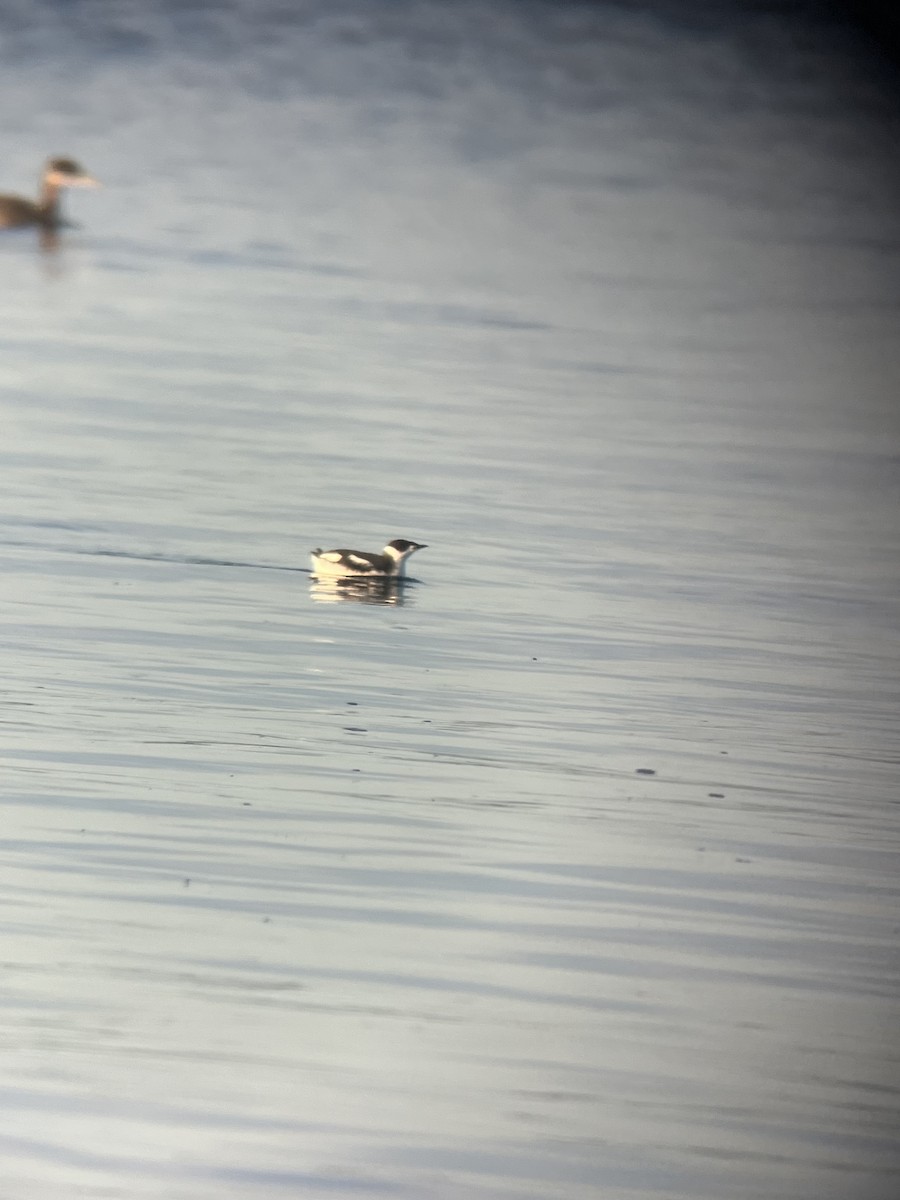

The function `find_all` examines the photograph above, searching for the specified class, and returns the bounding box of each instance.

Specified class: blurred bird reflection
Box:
[309,576,412,606]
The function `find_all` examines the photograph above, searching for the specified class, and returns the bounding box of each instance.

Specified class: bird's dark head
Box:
[46,158,99,188]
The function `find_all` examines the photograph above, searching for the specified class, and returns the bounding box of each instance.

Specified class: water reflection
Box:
[309,576,413,605]
[39,217,88,256]
[39,227,60,253]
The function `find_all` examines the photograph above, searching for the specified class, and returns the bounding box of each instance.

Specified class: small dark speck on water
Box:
[635,768,656,776]
[347,701,358,705]
[344,727,367,733]
[736,857,752,864]
[709,792,725,798]
[242,802,252,806]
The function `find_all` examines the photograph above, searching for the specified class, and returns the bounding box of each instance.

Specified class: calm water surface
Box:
[1,2,899,1198]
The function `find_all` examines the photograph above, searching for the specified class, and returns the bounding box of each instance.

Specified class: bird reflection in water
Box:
[309,576,412,606]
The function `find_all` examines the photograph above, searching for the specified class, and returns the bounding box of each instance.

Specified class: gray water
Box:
[1,2,899,1198]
